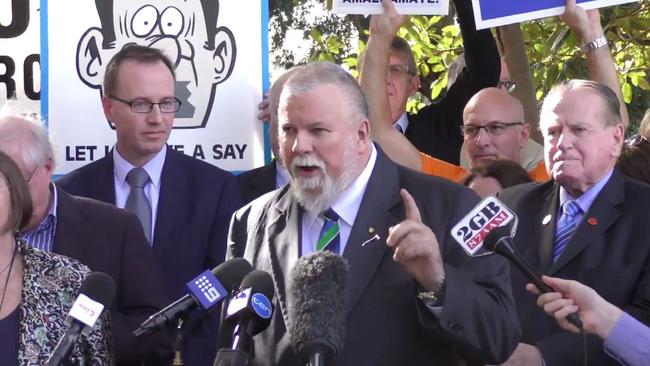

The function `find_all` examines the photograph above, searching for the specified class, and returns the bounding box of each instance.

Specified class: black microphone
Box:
[134,257,253,337]
[46,272,116,366]
[288,251,348,366]
[484,226,583,329]
[213,269,275,366]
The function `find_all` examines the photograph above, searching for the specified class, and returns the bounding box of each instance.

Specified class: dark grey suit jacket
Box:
[53,187,171,364]
[236,160,277,205]
[227,149,520,366]
[499,170,650,366]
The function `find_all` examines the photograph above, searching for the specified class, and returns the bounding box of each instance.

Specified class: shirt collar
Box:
[559,169,614,214]
[48,181,58,218]
[303,144,377,228]
[275,160,291,189]
[394,112,409,134]
[113,146,166,189]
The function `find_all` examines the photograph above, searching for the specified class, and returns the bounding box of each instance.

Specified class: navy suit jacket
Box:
[57,146,243,366]
[53,186,171,365]
[499,170,650,365]
[226,149,520,365]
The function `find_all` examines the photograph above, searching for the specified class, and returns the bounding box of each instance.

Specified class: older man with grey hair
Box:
[499,79,650,366]
[0,104,171,365]
[224,61,519,366]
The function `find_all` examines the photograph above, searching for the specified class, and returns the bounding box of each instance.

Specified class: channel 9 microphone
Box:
[46,272,116,366]
[134,257,253,337]
[451,196,582,329]
[213,269,275,366]
[288,251,348,366]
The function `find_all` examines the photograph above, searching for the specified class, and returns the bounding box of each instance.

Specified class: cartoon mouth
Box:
[175,80,196,119]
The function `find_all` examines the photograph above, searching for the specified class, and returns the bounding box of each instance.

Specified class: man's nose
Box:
[474,127,491,145]
[292,131,313,154]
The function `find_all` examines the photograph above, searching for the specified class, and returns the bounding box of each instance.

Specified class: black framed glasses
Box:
[461,122,524,138]
[110,96,181,113]
[497,80,516,93]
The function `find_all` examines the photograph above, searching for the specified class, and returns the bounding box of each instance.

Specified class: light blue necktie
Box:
[552,200,582,263]
[316,209,340,254]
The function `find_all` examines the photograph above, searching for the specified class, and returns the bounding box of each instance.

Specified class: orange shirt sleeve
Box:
[420,153,468,182]
[528,161,550,182]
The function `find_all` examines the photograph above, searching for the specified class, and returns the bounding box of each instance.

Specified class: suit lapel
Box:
[154,147,183,256]
[549,171,624,275]
[88,153,117,204]
[537,183,560,272]
[53,187,87,259]
[343,150,401,315]
[264,188,301,328]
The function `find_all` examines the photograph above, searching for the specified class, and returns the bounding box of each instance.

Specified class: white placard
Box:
[331,0,450,15]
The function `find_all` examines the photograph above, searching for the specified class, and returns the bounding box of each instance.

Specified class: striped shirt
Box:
[20,183,58,251]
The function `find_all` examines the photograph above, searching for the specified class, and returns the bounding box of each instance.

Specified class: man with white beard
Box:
[224,61,520,365]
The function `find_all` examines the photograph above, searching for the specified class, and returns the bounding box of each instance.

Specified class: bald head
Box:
[463,87,529,166]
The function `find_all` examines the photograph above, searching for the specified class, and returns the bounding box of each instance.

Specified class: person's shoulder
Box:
[57,155,110,184]
[234,185,287,221]
[499,180,553,204]
[22,243,90,282]
[237,164,273,184]
[65,190,133,221]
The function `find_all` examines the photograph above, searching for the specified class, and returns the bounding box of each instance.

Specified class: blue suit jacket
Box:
[57,146,243,366]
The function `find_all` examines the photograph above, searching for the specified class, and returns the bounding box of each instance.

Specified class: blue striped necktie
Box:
[553,200,582,263]
[316,209,340,254]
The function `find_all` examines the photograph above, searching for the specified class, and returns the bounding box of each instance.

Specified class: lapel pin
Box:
[587,217,598,226]
[542,215,552,225]
[369,227,375,234]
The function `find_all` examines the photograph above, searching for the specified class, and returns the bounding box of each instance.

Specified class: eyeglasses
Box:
[25,164,39,183]
[110,96,182,113]
[388,64,415,78]
[497,80,516,93]
[625,134,649,148]
[461,122,524,138]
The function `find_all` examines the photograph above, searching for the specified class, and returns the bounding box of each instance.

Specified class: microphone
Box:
[451,196,517,257]
[288,251,348,366]
[134,257,253,337]
[213,269,275,366]
[484,226,583,329]
[46,272,116,366]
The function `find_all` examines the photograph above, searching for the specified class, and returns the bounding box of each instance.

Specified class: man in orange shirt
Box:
[361,0,627,185]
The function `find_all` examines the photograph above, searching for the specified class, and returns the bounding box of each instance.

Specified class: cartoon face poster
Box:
[44,0,268,173]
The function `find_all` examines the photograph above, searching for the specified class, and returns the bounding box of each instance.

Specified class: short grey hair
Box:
[0,101,55,169]
[543,79,622,127]
[281,61,369,123]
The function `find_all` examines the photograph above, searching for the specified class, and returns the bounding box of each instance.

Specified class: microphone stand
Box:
[172,317,186,366]
[213,322,253,366]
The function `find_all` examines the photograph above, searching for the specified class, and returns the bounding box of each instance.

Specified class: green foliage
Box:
[268,0,650,129]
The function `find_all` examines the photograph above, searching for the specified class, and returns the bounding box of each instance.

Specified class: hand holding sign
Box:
[370,0,409,43]
[561,0,602,42]
[387,189,445,292]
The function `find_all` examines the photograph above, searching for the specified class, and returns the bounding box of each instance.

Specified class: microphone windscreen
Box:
[239,269,275,300]
[213,257,253,290]
[288,251,348,359]
[483,225,512,252]
[81,272,116,307]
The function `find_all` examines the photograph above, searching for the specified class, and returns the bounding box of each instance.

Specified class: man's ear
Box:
[210,27,236,85]
[520,123,531,148]
[76,27,113,90]
[407,75,420,98]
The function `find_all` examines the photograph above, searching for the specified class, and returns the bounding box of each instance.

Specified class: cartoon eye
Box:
[131,5,159,37]
[160,7,184,37]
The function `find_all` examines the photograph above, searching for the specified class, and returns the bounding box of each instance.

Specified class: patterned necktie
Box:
[316,208,340,254]
[125,167,152,244]
[553,200,582,263]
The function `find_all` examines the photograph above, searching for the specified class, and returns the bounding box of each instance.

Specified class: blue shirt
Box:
[557,169,614,223]
[20,183,58,251]
[604,312,650,366]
